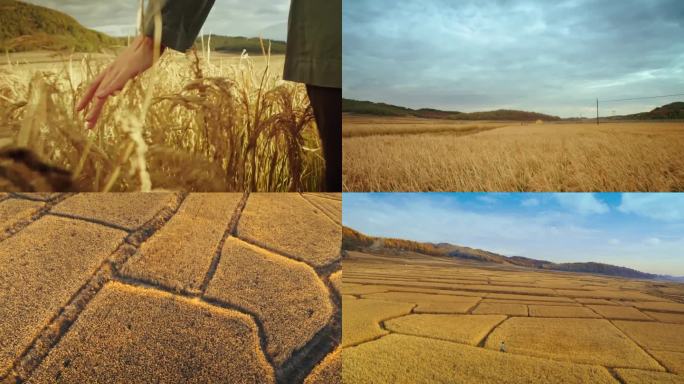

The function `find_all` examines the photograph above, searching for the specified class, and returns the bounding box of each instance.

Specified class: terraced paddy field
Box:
[342,250,684,383]
[0,192,341,384]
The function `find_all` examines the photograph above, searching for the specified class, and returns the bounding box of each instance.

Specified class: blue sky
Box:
[26,0,289,40]
[343,193,684,275]
[343,0,684,118]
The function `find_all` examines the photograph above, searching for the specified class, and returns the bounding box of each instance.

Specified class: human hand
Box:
[76,35,163,129]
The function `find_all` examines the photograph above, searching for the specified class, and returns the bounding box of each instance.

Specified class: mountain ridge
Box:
[342,98,561,121]
[343,226,683,281]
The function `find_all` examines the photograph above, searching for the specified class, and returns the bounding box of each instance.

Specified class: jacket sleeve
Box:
[143,0,215,52]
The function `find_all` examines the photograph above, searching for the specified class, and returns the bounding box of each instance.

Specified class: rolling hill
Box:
[342,226,679,280]
[609,102,684,120]
[0,0,120,52]
[342,98,561,121]
[198,34,286,55]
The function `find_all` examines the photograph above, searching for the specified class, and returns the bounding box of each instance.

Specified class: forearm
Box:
[143,0,215,52]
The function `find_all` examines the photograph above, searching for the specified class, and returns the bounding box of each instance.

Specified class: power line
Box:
[600,93,684,103]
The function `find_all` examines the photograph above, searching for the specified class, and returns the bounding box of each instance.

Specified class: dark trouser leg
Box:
[306,85,342,192]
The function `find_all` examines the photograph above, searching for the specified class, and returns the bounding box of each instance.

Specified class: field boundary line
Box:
[0,193,70,242]
[605,319,670,373]
[300,193,339,225]
[199,191,250,294]
[5,193,187,382]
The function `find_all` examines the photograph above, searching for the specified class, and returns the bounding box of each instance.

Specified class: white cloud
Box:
[608,238,620,245]
[619,194,684,221]
[477,195,498,204]
[645,237,662,246]
[554,193,609,215]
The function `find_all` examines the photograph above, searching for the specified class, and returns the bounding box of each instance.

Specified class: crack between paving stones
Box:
[299,193,339,225]
[199,191,249,295]
[7,193,187,383]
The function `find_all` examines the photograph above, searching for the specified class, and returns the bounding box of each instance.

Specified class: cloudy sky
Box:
[343,193,684,275]
[25,0,290,40]
[343,0,684,117]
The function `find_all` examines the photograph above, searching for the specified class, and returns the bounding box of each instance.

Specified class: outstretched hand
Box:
[76,35,162,129]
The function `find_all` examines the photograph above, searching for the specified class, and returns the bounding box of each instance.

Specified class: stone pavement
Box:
[0,192,341,384]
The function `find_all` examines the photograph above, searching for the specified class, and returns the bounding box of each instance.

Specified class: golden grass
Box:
[528,305,601,318]
[343,334,617,384]
[613,321,684,353]
[365,291,480,314]
[341,298,414,347]
[486,318,664,370]
[343,116,684,192]
[385,314,506,345]
[472,302,528,316]
[343,251,684,380]
[0,46,324,192]
[342,115,507,138]
[614,369,684,384]
[586,305,652,320]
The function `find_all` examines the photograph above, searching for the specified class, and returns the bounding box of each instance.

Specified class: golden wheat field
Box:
[0,47,324,192]
[342,250,684,383]
[342,114,684,192]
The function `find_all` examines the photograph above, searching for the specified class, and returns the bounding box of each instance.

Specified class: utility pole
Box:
[596,98,599,125]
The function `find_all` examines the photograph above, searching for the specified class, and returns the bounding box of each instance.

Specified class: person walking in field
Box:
[499,341,506,352]
[76,0,341,192]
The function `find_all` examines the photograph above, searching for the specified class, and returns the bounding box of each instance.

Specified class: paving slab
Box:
[303,348,340,384]
[344,334,617,384]
[615,369,684,384]
[205,238,332,366]
[237,193,340,268]
[27,282,275,384]
[614,321,684,353]
[0,216,125,376]
[121,193,241,292]
[485,318,663,370]
[0,198,43,232]
[51,192,176,230]
[385,314,506,345]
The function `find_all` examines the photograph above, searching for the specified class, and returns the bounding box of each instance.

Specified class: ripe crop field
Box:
[342,250,684,383]
[0,48,324,192]
[342,114,684,192]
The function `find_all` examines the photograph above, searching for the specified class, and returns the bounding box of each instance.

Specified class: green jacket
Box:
[145,0,341,88]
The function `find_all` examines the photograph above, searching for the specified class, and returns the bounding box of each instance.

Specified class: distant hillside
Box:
[198,34,286,55]
[342,98,561,121]
[609,102,684,120]
[0,0,120,52]
[343,227,665,280]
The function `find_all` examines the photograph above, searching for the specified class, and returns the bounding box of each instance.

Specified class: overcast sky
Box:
[343,0,684,117]
[343,193,684,276]
[25,0,290,40]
